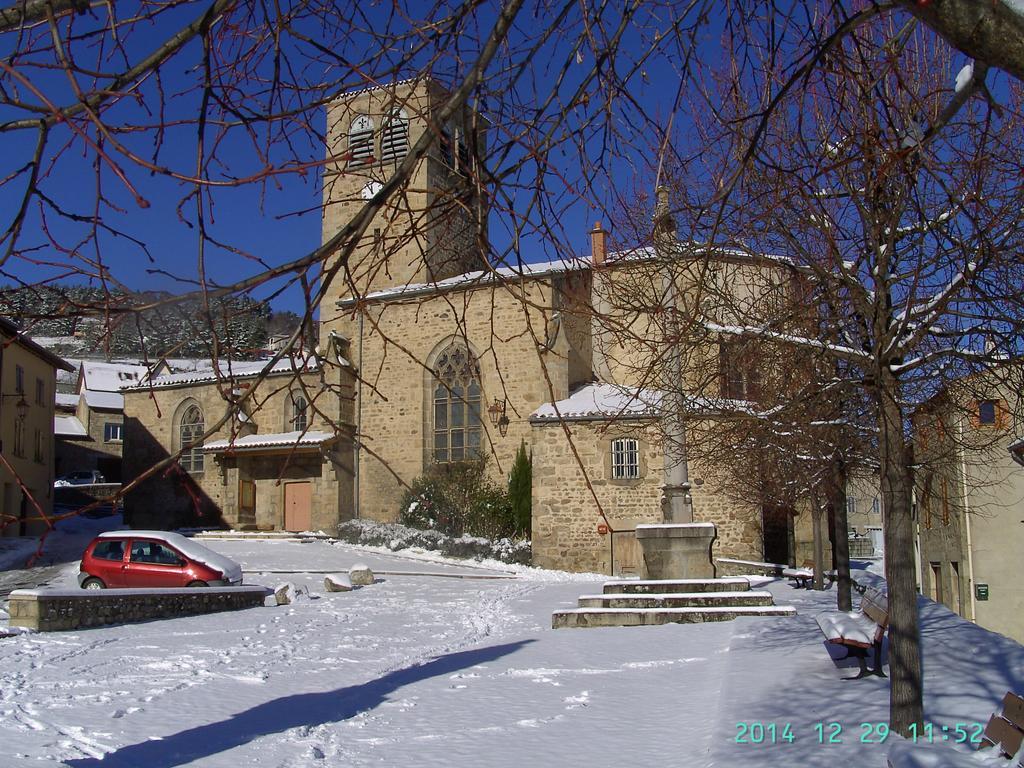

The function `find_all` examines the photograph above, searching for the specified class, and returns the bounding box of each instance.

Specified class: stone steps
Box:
[601,577,752,595]
[552,604,797,629]
[577,590,775,609]
[552,577,797,629]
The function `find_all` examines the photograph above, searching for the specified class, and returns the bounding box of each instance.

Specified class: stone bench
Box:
[7,585,269,632]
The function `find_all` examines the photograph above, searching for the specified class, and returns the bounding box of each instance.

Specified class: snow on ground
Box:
[1,538,1023,768]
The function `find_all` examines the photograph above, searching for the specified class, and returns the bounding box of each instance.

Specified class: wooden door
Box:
[238,479,256,528]
[612,530,642,577]
[283,482,312,532]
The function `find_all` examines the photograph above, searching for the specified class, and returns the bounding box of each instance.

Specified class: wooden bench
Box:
[815,585,888,679]
[979,691,1024,763]
[783,560,837,589]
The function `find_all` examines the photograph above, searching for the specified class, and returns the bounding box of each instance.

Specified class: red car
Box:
[78,531,243,589]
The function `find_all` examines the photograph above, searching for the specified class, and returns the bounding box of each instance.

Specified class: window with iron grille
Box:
[431,343,481,463]
[610,438,640,480]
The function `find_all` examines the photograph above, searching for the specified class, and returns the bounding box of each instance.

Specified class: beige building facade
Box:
[1,317,74,536]
[914,380,1024,643]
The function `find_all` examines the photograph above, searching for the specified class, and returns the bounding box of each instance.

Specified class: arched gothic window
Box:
[348,114,374,167]
[380,109,409,163]
[178,403,205,473]
[289,392,309,432]
[432,343,482,463]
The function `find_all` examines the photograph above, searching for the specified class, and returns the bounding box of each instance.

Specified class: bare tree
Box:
[645,13,1024,734]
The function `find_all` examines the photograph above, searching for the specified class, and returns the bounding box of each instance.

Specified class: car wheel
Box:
[187,580,208,588]
[82,578,105,590]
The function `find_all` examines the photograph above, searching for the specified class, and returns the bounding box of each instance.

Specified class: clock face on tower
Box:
[361,180,383,200]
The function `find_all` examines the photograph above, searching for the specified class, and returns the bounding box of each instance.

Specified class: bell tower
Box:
[320,79,488,333]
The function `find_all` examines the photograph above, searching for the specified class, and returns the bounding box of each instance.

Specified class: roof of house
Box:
[0,317,75,372]
[54,415,88,438]
[201,430,336,453]
[530,383,663,422]
[83,390,124,411]
[337,240,792,308]
[81,360,149,392]
[55,392,80,410]
[530,382,752,423]
[126,357,321,391]
[339,256,588,306]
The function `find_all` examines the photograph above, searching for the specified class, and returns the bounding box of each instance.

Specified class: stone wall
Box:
[122,367,354,531]
[337,275,586,524]
[7,586,268,631]
[320,79,487,308]
[530,417,763,575]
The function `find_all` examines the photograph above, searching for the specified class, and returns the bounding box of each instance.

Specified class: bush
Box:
[400,458,518,540]
[336,519,532,565]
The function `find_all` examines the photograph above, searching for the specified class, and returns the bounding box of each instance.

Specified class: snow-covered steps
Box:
[552,577,797,629]
[602,577,752,595]
[552,604,797,629]
[577,590,775,609]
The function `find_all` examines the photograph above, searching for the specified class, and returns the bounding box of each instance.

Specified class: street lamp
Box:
[2,393,30,420]
[487,398,510,438]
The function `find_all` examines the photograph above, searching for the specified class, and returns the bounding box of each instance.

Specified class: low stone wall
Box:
[7,585,268,632]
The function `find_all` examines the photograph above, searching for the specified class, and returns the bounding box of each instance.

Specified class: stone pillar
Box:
[636,522,717,579]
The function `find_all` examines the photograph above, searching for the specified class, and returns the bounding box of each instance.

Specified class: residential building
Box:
[914,379,1024,642]
[54,360,149,482]
[1,317,74,536]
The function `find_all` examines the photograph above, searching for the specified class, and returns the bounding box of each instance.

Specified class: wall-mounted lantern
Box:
[487,398,510,438]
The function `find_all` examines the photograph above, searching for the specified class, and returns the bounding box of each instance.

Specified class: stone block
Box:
[324,574,353,592]
[349,564,374,586]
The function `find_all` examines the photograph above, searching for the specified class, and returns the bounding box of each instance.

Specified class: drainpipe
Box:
[958,416,977,622]
[355,311,363,519]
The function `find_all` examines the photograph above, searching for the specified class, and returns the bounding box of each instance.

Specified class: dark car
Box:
[78,531,243,589]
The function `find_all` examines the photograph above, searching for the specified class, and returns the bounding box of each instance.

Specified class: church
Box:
[123,79,805,575]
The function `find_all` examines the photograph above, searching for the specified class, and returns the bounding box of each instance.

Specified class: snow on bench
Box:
[815,585,888,679]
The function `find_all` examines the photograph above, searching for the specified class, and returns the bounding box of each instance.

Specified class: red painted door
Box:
[283,482,312,532]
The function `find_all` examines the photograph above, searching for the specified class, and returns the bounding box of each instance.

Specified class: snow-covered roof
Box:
[530,383,753,423]
[54,415,88,438]
[340,256,588,306]
[81,361,149,392]
[201,430,336,453]
[83,389,124,411]
[55,392,79,410]
[530,384,663,422]
[128,357,320,391]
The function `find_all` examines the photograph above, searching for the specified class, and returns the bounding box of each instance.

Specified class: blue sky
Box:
[0,2,728,314]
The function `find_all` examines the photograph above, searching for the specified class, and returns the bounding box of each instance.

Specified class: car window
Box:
[130,541,184,566]
[93,540,125,561]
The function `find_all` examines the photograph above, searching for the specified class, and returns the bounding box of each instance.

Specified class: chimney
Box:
[590,222,607,265]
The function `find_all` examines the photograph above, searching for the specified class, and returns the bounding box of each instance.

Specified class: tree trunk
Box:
[877,376,924,735]
[832,456,853,611]
[812,495,826,591]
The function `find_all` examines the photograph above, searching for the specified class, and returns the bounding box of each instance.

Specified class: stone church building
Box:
[123,79,800,575]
